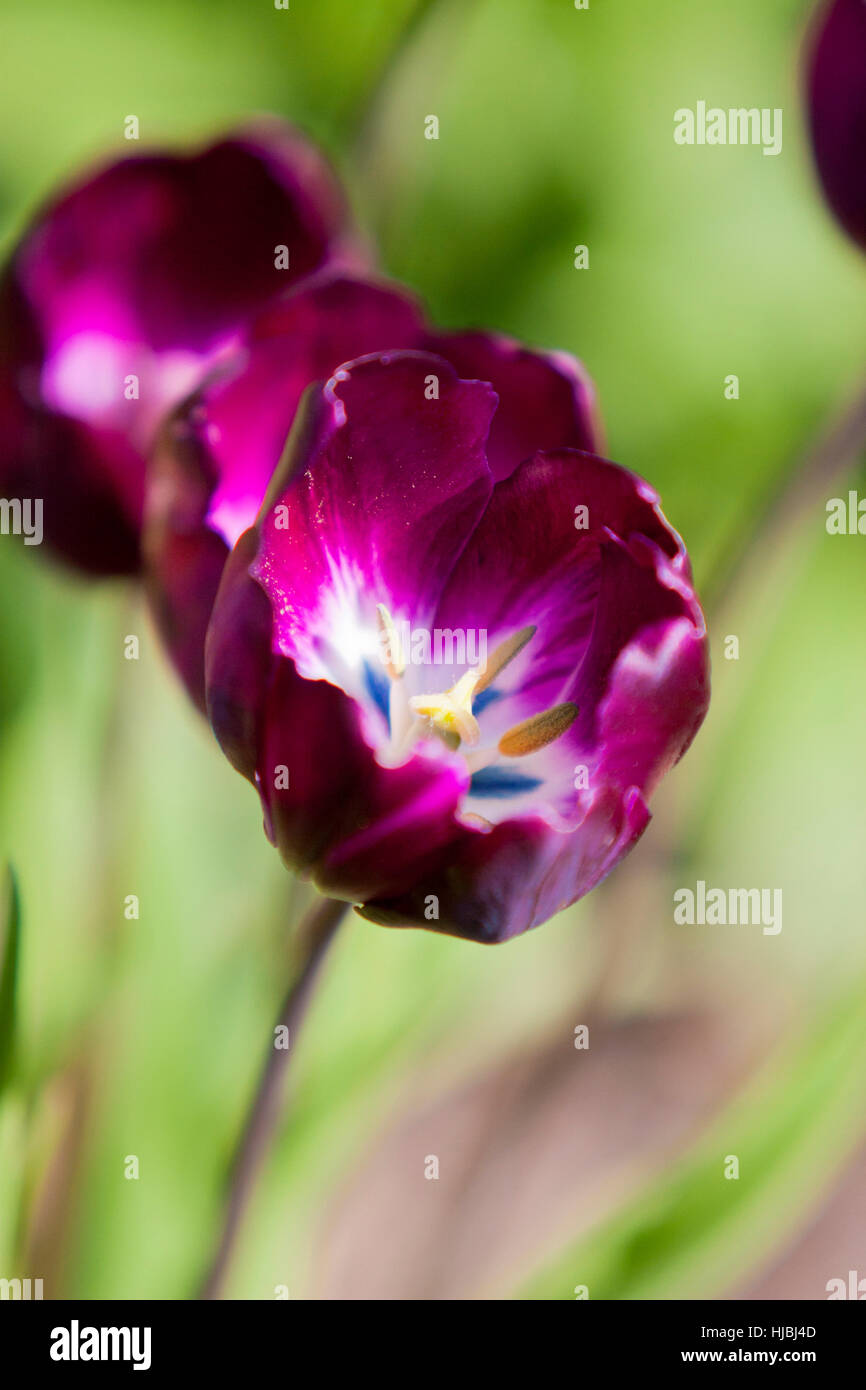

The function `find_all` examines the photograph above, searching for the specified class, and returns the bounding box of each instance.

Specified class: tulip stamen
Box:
[408,668,482,750]
[475,624,536,692]
[376,602,405,680]
[403,626,541,756]
[498,702,578,757]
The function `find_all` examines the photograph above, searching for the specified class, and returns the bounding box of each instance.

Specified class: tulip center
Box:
[373,604,578,813]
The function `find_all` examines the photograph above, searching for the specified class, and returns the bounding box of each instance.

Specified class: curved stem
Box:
[197,894,348,1300]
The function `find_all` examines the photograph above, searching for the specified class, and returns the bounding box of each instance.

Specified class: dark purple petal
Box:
[484,530,706,833]
[806,0,866,252]
[205,351,499,899]
[205,527,275,784]
[146,274,425,706]
[562,532,707,789]
[206,507,471,902]
[593,615,710,798]
[358,786,650,943]
[202,274,426,550]
[424,328,602,481]
[424,449,684,742]
[0,121,357,574]
[144,402,231,710]
[22,122,355,372]
[252,352,496,679]
[259,659,468,901]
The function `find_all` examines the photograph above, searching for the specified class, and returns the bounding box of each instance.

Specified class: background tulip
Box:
[0,121,357,573]
[806,0,866,254]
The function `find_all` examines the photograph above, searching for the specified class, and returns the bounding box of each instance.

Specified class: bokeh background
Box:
[1,0,865,1300]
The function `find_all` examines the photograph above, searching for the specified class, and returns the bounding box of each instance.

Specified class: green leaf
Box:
[0,865,21,1093]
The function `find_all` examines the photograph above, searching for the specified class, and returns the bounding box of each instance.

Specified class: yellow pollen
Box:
[403,625,541,754]
[498,702,578,757]
[408,669,482,749]
[475,625,536,693]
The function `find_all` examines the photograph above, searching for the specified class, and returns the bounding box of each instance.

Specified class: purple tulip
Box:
[806,0,866,253]
[0,121,358,574]
[144,271,600,709]
[205,351,709,943]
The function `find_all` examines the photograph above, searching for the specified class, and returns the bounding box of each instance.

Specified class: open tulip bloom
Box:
[205,351,709,943]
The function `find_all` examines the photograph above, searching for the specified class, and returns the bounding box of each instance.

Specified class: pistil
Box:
[375,615,576,782]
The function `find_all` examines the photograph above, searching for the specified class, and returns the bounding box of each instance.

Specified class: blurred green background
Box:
[1,0,865,1300]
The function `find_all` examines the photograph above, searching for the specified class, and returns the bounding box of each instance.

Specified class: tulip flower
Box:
[0,121,357,573]
[806,0,866,253]
[205,352,709,943]
[145,271,600,708]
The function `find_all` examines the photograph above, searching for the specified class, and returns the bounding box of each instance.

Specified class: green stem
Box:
[197,894,347,1300]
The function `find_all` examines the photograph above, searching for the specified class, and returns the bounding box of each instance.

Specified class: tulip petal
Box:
[207,526,472,901]
[358,785,650,944]
[260,658,469,901]
[252,352,497,695]
[806,0,866,253]
[0,121,356,574]
[146,274,425,706]
[203,274,425,550]
[424,329,602,480]
[425,449,684,739]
